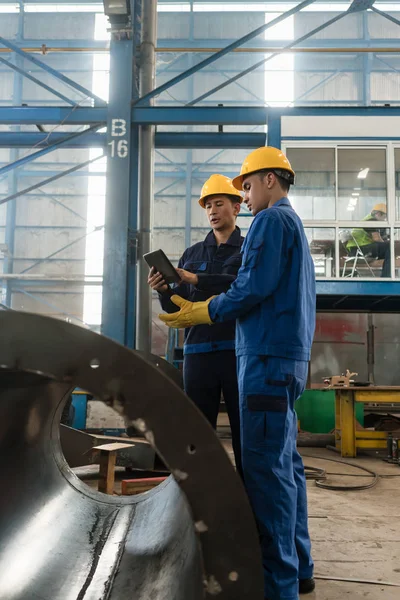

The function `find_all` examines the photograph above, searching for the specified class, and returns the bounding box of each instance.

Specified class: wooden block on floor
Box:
[121,476,167,496]
[93,442,134,495]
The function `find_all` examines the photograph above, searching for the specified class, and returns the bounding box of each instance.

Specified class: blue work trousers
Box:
[238,355,314,600]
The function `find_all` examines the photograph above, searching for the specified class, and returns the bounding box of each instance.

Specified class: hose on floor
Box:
[303,454,379,491]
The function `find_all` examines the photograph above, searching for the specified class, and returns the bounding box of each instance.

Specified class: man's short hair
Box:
[256,169,291,193]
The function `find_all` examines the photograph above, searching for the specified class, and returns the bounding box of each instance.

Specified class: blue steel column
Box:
[185,1,195,249]
[101,30,134,343]
[267,112,282,149]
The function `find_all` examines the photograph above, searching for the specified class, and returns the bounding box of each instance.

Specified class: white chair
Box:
[340,230,375,278]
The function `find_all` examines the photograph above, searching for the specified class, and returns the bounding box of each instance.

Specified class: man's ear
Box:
[233,202,241,217]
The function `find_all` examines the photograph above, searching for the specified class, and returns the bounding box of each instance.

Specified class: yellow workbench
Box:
[334,386,400,457]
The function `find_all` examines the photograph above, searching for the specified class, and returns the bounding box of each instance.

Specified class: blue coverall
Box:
[208,198,316,600]
[159,227,244,477]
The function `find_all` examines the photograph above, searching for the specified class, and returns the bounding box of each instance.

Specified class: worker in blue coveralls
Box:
[159,147,316,600]
[148,174,244,478]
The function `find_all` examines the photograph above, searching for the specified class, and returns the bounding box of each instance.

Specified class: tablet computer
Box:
[143,249,181,285]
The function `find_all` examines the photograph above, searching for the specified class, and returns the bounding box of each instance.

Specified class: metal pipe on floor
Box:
[136,0,157,352]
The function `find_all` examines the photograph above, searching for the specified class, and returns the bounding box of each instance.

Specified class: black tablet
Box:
[143,249,181,285]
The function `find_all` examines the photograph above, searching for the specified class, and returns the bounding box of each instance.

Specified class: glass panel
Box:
[394,229,400,278]
[395,149,400,221]
[305,228,335,278]
[286,148,335,221]
[339,227,390,278]
[337,148,387,221]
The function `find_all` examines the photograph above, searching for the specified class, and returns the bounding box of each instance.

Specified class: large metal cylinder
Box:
[0,312,263,600]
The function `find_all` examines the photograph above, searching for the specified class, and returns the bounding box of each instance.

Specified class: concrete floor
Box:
[299,448,400,599]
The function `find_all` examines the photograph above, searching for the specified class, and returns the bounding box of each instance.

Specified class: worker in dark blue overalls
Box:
[159,148,316,600]
[148,174,244,478]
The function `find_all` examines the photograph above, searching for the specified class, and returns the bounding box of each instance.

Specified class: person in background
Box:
[148,174,244,478]
[346,203,390,277]
[159,147,316,600]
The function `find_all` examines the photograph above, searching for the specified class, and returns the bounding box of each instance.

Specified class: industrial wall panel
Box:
[19,55,95,72]
[368,12,400,39]
[22,73,95,103]
[372,314,400,385]
[0,73,14,102]
[11,289,84,320]
[12,260,86,278]
[15,196,88,228]
[193,13,265,41]
[157,13,190,39]
[0,15,18,39]
[191,71,265,103]
[294,12,363,39]
[17,175,89,196]
[14,230,86,262]
[294,71,361,103]
[32,149,90,165]
[311,313,368,383]
[371,72,400,102]
[23,14,96,40]
[154,196,185,228]
[0,205,7,228]
[153,230,185,263]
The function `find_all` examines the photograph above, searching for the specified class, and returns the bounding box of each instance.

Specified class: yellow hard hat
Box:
[232,146,295,190]
[372,203,387,214]
[198,174,243,208]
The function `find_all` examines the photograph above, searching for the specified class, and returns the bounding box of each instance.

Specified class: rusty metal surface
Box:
[0,312,263,600]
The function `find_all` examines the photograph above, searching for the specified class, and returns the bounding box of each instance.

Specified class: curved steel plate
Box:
[0,312,263,600]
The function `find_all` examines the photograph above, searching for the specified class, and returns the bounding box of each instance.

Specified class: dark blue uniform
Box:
[208,198,316,600]
[159,226,244,477]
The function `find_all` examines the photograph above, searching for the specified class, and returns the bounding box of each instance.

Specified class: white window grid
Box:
[282,140,399,280]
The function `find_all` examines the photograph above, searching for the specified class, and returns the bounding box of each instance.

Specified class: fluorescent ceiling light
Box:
[24,4,103,12]
[158,3,190,10]
[0,3,19,12]
[357,168,369,179]
[351,192,359,197]
[103,0,129,15]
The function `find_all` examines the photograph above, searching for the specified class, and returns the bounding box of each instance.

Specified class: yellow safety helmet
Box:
[198,174,243,208]
[232,146,295,191]
[372,203,387,214]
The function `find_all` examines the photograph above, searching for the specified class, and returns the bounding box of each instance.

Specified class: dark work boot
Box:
[299,577,315,594]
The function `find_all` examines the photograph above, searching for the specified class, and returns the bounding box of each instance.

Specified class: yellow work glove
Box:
[159,295,215,328]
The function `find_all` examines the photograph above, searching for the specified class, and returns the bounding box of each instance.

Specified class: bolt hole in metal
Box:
[187,444,197,455]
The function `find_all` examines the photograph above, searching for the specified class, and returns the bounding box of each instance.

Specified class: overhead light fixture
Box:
[350,198,358,206]
[357,167,370,179]
[351,192,359,197]
[102,0,130,28]
[103,0,129,15]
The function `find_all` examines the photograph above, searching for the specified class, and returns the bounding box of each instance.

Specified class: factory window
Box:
[286,144,395,279]
[337,148,387,222]
[287,148,335,221]
[305,228,335,277]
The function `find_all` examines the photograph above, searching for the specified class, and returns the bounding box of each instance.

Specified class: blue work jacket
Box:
[159,226,244,355]
[208,198,316,361]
